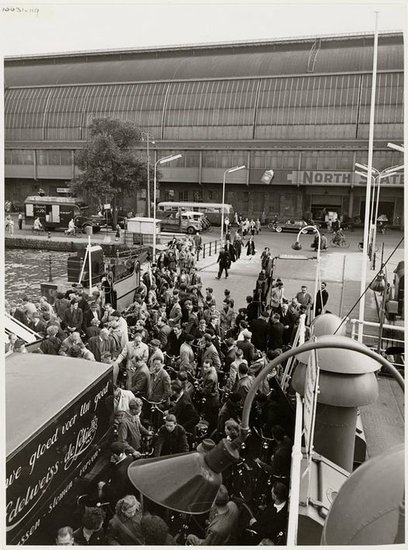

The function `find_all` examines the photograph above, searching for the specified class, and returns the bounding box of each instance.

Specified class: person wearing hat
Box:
[168,380,200,434]
[179,333,196,373]
[199,360,220,434]
[97,442,137,505]
[203,302,220,326]
[216,244,232,280]
[148,339,164,368]
[236,329,257,363]
[63,299,83,333]
[186,485,239,545]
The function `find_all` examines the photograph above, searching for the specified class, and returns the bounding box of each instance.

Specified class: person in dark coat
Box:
[233,232,243,259]
[249,311,270,351]
[236,329,257,363]
[245,295,258,322]
[268,313,285,350]
[246,482,289,545]
[168,380,200,434]
[216,246,231,279]
[98,442,137,505]
[73,507,108,546]
[315,281,329,315]
[63,300,83,332]
[153,414,189,456]
[245,236,256,256]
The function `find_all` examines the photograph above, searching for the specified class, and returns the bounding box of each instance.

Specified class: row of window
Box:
[4,148,402,172]
[163,189,250,203]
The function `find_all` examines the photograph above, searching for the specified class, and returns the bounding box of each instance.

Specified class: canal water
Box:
[5,249,71,305]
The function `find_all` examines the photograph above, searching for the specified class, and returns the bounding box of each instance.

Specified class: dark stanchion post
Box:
[203,243,206,259]
[209,242,212,256]
[48,254,53,282]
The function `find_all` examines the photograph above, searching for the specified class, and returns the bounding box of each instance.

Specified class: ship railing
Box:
[350,318,404,370]
[286,392,303,546]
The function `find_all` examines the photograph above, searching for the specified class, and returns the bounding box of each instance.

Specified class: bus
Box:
[157,201,234,226]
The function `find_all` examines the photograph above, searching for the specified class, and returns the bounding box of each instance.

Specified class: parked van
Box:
[24,196,102,232]
[160,211,203,234]
[157,201,234,225]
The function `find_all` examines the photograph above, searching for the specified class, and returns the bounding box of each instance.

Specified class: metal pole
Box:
[146,138,151,217]
[221,170,227,243]
[88,235,92,294]
[358,11,379,342]
[153,162,157,261]
[371,173,382,268]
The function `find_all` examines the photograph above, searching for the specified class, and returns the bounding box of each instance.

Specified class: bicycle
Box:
[330,236,350,248]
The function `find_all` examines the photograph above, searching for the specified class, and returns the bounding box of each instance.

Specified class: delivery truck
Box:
[6,353,113,545]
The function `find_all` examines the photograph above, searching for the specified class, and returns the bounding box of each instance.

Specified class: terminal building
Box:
[4,31,404,225]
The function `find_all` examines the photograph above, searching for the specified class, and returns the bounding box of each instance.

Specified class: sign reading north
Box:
[287,171,404,186]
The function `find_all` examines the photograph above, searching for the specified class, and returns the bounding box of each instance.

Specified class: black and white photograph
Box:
[1,0,405,547]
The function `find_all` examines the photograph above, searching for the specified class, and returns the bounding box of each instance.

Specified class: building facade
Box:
[4,32,404,225]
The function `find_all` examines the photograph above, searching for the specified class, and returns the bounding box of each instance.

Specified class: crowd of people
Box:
[6,227,331,546]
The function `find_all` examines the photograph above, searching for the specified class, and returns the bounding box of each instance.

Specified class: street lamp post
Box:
[221,165,246,242]
[153,153,182,260]
[356,163,403,266]
[292,225,321,319]
[141,132,155,217]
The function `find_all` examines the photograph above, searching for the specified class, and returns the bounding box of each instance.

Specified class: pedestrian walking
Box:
[18,212,23,230]
[233,232,242,259]
[216,245,231,279]
[245,235,256,257]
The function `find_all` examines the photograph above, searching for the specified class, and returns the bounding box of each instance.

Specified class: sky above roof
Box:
[0,0,405,57]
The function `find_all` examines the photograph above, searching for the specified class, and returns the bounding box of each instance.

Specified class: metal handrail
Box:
[197,239,222,261]
[287,393,304,546]
[350,318,404,333]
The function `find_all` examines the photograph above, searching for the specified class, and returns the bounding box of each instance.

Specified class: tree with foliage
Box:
[71,118,154,225]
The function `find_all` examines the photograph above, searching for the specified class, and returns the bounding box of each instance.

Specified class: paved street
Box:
[198,227,404,327]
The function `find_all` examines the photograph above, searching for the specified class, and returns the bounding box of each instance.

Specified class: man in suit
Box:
[201,334,221,372]
[236,329,257,363]
[29,311,47,336]
[63,299,83,333]
[247,482,289,544]
[166,325,184,357]
[168,380,200,434]
[268,313,285,350]
[83,301,102,331]
[98,442,137,505]
[87,328,116,363]
[249,311,269,351]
